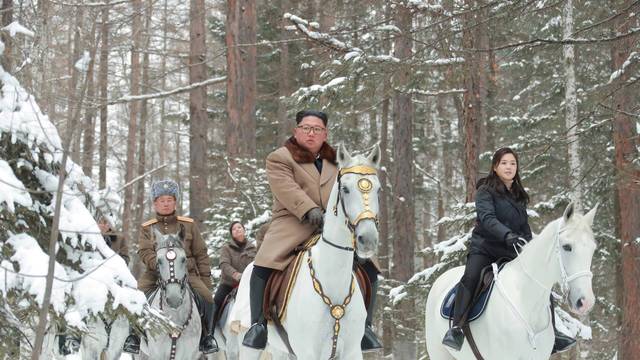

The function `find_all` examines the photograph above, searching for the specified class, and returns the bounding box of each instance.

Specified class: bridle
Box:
[323,165,379,252]
[494,221,594,348]
[156,237,188,294]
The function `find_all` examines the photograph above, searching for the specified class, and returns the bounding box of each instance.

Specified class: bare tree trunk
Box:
[98,6,109,189]
[37,0,52,116]
[434,97,447,243]
[276,0,290,143]
[225,0,257,159]
[122,0,142,245]
[81,18,99,177]
[158,0,169,179]
[67,8,84,163]
[563,0,582,212]
[32,49,92,360]
[461,0,481,202]
[1,0,13,72]
[189,0,209,224]
[135,6,152,237]
[390,4,416,359]
[611,2,640,357]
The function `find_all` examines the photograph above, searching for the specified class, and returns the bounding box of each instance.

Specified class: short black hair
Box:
[295,110,328,126]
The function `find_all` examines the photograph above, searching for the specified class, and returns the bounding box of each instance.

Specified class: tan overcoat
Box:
[137,213,214,300]
[254,137,338,270]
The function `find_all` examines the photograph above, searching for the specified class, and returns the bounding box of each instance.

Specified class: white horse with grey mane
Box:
[139,230,201,360]
[79,313,128,360]
[232,144,381,360]
[425,203,598,360]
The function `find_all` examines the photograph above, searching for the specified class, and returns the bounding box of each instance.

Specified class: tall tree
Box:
[390,3,416,358]
[563,0,582,211]
[276,0,290,141]
[189,0,209,224]
[1,0,13,72]
[225,0,257,159]
[611,2,640,357]
[122,0,142,258]
[461,0,482,202]
[98,5,110,189]
[81,14,99,177]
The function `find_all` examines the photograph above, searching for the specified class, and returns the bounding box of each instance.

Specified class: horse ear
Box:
[562,202,575,223]
[337,143,352,167]
[367,144,382,168]
[584,203,599,227]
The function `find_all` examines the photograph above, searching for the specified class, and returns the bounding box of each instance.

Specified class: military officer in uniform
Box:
[123,179,218,354]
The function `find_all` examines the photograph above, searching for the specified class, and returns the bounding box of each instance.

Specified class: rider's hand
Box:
[505,232,528,250]
[303,207,324,228]
[232,272,242,282]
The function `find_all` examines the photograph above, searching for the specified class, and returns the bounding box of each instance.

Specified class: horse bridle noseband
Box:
[156,237,189,291]
[324,165,379,252]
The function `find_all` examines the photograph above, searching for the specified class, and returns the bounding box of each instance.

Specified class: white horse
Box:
[140,230,201,360]
[425,202,598,360]
[79,313,128,360]
[234,144,381,360]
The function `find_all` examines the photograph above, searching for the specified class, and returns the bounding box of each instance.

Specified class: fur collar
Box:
[284,137,336,164]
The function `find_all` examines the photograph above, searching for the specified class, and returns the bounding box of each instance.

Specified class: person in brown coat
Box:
[97,216,129,265]
[242,110,382,351]
[123,179,218,354]
[212,221,257,321]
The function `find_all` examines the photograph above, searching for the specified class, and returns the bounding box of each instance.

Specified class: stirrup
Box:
[361,325,383,352]
[552,330,576,354]
[122,335,140,354]
[442,326,464,351]
[199,334,219,354]
[242,322,268,349]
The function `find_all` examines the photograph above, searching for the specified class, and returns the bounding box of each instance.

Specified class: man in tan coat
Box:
[123,179,218,354]
[242,110,382,351]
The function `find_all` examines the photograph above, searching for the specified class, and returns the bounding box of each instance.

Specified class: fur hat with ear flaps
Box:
[150,179,180,202]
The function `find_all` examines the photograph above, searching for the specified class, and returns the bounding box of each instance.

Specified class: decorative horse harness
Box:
[307,165,378,359]
[155,227,195,360]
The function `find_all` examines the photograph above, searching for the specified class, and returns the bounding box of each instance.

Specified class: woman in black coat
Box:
[442,147,575,354]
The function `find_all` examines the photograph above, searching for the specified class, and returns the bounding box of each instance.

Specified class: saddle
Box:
[263,234,371,323]
[440,259,509,322]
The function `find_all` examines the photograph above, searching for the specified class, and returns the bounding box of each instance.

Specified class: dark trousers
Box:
[453,253,498,326]
[213,283,235,309]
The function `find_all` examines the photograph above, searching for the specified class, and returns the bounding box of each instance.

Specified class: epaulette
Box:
[177,216,194,223]
[142,218,158,227]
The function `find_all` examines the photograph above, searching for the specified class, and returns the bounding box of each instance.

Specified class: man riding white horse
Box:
[123,179,218,354]
[242,110,382,351]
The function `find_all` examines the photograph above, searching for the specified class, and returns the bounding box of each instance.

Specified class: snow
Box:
[0,159,32,212]
[5,233,71,313]
[0,61,147,338]
[2,21,35,38]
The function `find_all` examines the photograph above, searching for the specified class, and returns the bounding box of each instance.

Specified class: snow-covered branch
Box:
[107,76,226,105]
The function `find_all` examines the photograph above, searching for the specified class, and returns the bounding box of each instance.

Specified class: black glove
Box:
[505,232,528,250]
[303,207,324,228]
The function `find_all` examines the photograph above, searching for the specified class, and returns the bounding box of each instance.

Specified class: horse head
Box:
[154,228,188,308]
[555,202,598,316]
[335,144,382,259]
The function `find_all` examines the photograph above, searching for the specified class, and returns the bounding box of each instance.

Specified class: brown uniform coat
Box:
[219,239,257,286]
[137,213,214,300]
[254,138,338,270]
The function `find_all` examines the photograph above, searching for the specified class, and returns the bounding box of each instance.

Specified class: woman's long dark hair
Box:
[229,221,244,241]
[477,147,529,205]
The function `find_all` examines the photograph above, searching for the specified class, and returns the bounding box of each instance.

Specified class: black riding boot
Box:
[361,280,383,351]
[242,270,269,349]
[122,329,140,354]
[196,295,219,354]
[550,296,576,354]
[58,334,80,355]
[442,283,473,351]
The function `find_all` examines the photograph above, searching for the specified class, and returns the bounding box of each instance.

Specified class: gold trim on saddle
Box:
[277,234,321,321]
